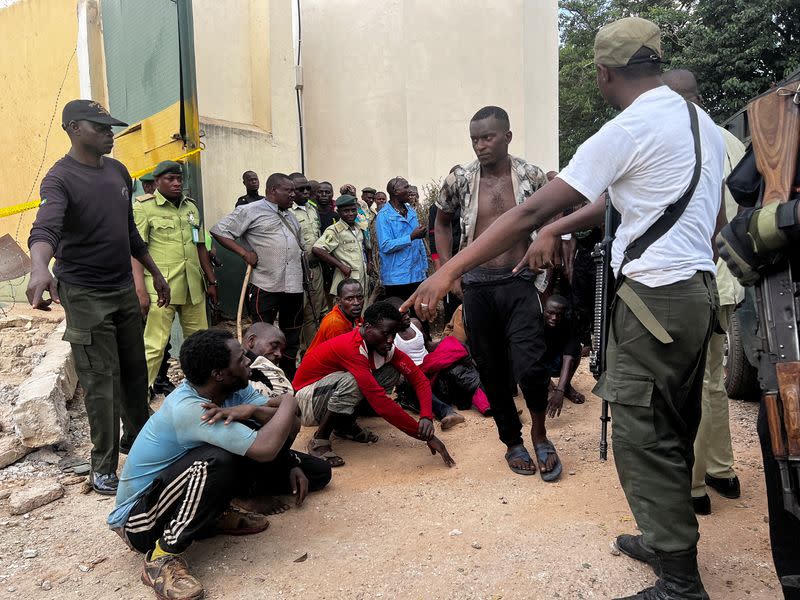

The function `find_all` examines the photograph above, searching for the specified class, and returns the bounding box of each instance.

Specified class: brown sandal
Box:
[307,438,345,467]
[215,506,270,536]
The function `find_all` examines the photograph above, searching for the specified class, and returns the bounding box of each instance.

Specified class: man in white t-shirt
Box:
[662,69,746,517]
[406,17,724,600]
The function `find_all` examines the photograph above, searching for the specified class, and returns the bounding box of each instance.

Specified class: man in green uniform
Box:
[136,171,174,395]
[138,172,156,196]
[407,18,724,599]
[133,161,217,389]
[289,172,328,353]
[313,195,370,302]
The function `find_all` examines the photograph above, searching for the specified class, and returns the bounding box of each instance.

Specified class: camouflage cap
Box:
[152,161,183,177]
[335,194,357,208]
[594,17,663,68]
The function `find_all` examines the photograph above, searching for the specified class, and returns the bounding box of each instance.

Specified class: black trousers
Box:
[382,282,422,301]
[463,277,549,448]
[758,402,800,599]
[246,286,304,379]
[123,443,331,554]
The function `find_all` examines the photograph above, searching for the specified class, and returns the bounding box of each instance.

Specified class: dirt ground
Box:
[0,364,780,599]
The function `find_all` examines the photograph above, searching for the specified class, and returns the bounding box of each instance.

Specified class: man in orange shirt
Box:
[305,278,364,355]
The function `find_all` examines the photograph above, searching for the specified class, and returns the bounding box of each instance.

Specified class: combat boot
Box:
[615,534,660,576]
[614,547,709,600]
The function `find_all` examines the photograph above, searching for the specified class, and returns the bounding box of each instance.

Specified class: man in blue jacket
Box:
[375,176,429,301]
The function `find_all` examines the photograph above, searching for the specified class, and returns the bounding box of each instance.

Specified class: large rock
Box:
[12,321,77,448]
[9,480,64,515]
[0,434,31,469]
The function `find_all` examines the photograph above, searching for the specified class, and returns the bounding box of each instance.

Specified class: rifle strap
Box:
[275,209,305,251]
[617,99,702,276]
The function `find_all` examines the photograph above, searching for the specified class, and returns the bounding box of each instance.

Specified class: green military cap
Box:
[335,194,357,208]
[152,160,183,177]
[594,17,663,68]
[139,172,155,182]
[361,187,377,194]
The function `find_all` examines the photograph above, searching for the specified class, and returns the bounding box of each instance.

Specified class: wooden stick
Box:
[237,264,253,342]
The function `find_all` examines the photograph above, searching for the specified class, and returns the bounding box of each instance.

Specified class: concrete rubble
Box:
[11,320,77,450]
[9,480,64,515]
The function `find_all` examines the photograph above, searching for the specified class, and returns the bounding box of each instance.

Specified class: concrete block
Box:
[12,321,77,449]
[9,481,64,515]
[0,315,32,331]
[0,435,31,469]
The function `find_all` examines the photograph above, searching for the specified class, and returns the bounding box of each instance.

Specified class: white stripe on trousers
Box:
[125,461,206,534]
[162,462,209,546]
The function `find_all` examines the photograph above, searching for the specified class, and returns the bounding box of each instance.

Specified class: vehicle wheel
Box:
[724,311,760,400]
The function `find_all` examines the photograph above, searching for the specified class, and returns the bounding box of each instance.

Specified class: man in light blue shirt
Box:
[375,177,429,301]
[108,328,330,600]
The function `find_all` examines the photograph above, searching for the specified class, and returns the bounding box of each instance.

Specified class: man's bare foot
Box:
[565,385,585,404]
[232,496,290,515]
[440,412,466,430]
[504,444,536,475]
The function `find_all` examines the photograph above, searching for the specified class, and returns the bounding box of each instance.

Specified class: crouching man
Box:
[293,301,455,469]
[107,329,331,600]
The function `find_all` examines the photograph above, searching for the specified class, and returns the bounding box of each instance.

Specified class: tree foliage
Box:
[558,0,800,166]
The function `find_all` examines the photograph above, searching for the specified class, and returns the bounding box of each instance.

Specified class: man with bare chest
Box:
[431,106,560,480]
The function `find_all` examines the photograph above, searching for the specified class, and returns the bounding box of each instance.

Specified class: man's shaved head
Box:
[662,69,701,105]
[243,322,286,365]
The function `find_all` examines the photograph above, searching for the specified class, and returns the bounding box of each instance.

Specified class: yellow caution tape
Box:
[0,146,203,219]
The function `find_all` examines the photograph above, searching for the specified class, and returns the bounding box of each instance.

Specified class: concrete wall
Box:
[193,0,300,227]
[299,0,559,193]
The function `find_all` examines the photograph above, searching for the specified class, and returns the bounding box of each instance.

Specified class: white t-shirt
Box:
[558,85,725,287]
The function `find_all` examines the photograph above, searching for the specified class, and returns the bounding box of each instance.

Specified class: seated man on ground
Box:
[108,329,331,600]
[385,297,466,429]
[305,278,364,356]
[293,301,455,468]
[541,295,585,418]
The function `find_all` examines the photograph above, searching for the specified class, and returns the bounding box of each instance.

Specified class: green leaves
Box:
[558,0,800,166]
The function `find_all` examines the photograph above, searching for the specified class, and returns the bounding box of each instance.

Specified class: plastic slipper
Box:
[504,444,536,476]
[534,441,563,482]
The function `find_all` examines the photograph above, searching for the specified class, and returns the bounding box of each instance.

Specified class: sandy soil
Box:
[0,366,780,600]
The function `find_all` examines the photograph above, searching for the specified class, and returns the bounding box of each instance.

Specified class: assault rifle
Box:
[590,193,619,461]
[748,83,800,521]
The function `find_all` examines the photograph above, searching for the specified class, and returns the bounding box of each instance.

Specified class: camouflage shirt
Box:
[436,155,548,252]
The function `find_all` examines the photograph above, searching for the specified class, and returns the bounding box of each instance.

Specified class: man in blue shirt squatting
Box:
[107,329,331,600]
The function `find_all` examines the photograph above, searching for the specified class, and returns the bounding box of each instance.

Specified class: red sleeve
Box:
[391,351,433,420]
[342,353,423,438]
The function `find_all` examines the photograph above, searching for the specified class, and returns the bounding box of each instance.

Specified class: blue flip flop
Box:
[504,444,536,476]
[534,441,563,482]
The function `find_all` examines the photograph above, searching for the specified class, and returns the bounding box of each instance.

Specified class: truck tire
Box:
[724,311,760,400]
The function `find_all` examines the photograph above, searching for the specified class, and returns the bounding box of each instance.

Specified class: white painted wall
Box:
[299,0,559,192]
[192,0,300,226]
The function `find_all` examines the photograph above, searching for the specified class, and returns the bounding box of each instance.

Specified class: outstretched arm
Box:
[404,179,592,320]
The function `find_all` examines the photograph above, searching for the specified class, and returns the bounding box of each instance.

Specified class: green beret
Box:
[361,187,377,194]
[152,160,182,177]
[139,172,155,182]
[335,194,357,208]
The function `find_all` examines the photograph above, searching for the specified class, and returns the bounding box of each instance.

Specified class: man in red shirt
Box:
[294,302,454,468]
[305,278,364,356]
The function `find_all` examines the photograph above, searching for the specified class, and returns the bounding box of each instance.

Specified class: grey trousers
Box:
[296,365,400,426]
